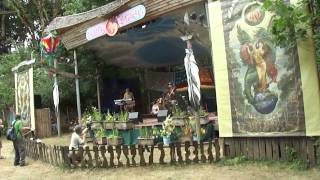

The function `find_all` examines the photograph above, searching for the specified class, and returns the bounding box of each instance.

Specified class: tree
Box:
[263,0,320,65]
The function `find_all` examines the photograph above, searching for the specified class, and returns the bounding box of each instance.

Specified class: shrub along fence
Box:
[24,139,221,168]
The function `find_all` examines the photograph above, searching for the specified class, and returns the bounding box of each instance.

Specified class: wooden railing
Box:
[223,137,319,166]
[25,139,221,168]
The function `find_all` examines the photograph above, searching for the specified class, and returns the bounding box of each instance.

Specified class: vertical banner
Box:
[208,0,320,137]
[16,69,34,128]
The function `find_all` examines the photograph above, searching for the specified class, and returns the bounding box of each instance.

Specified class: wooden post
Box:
[74,50,81,124]
[96,68,101,113]
[54,59,61,136]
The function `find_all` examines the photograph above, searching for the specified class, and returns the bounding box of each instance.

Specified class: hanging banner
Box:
[208,0,320,137]
[86,5,146,40]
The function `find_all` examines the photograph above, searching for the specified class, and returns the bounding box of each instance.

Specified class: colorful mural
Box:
[209,0,320,137]
[17,70,31,123]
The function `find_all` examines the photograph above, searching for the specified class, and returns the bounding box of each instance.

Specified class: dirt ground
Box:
[0,137,320,180]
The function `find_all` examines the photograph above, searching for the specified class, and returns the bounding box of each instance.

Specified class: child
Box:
[0,118,4,159]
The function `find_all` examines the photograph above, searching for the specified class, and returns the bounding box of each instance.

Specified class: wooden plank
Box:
[214,138,220,161]
[252,138,260,160]
[149,145,155,165]
[138,145,146,166]
[292,137,301,161]
[176,143,183,164]
[207,141,214,163]
[93,146,101,168]
[272,138,280,161]
[200,142,206,163]
[107,146,114,167]
[99,146,108,168]
[85,146,93,168]
[78,146,86,168]
[300,137,308,163]
[185,141,191,164]
[279,138,287,161]
[122,145,130,166]
[265,138,273,160]
[193,141,199,163]
[233,138,240,157]
[307,138,316,166]
[116,145,123,167]
[227,138,235,158]
[158,143,165,164]
[247,138,254,160]
[258,138,266,160]
[130,145,137,166]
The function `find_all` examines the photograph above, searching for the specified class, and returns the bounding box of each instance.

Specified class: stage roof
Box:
[46,0,211,68]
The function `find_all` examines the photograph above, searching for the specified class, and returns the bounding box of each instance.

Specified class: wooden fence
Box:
[223,137,319,166]
[24,139,221,168]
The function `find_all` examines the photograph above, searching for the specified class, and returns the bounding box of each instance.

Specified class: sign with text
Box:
[86,5,146,41]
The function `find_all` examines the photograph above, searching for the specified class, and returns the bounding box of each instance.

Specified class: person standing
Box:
[13,115,30,166]
[123,88,135,112]
[0,118,4,159]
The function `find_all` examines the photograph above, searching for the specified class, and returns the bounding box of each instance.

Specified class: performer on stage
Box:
[164,82,176,101]
[163,82,177,113]
[151,97,165,115]
[123,88,135,112]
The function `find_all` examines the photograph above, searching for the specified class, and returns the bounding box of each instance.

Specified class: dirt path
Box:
[0,138,319,180]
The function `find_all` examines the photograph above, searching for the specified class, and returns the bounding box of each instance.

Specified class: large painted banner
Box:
[208,0,320,137]
[15,68,35,130]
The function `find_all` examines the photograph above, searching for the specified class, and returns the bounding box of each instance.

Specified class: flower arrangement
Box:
[161,115,176,137]
[139,127,153,138]
[108,128,120,139]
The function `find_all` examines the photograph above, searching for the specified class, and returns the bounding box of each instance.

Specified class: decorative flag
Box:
[184,42,201,109]
[40,31,62,66]
[53,81,59,113]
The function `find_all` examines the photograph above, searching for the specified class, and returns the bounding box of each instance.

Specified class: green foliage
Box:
[139,127,154,138]
[104,110,115,122]
[118,111,129,122]
[95,128,106,138]
[108,128,119,138]
[262,0,320,65]
[83,106,101,122]
[263,0,311,50]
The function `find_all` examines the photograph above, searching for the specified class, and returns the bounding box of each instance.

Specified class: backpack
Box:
[6,120,17,141]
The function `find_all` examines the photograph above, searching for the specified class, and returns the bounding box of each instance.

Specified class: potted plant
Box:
[84,107,103,129]
[171,105,187,126]
[107,129,123,146]
[192,127,206,142]
[196,107,209,125]
[137,127,155,146]
[95,128,108,145]
[114,111,134,130]
[161,115,175,145]
[179,118,193,143]
[103,110,115,129]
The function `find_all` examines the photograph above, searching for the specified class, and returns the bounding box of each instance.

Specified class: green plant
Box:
[104,110,114,122]
[181,119,193,136]
[95,128,106,138]
[196,106,208,117]
[108,129,120,139]
[139,127,153,138]
[83,106,102,122]
[172,104,186,117]
[161,115,175,137]
[118,111,129,122]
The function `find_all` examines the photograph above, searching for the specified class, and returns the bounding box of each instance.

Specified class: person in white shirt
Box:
[69,125,88,163]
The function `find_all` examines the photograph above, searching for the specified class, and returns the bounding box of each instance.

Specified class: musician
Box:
[151,97,165,115]
[163,82,177,114]
[123,88,135,112]
[164,82,176,101]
